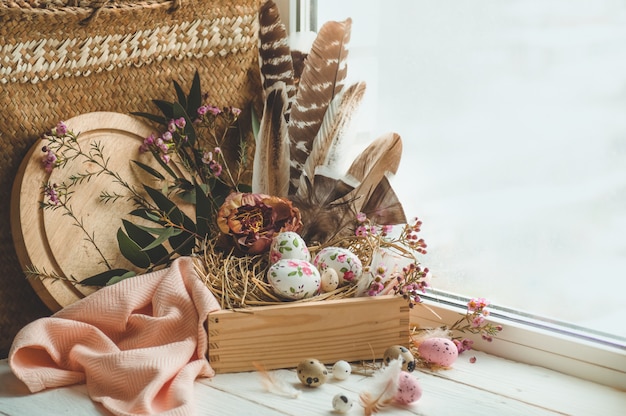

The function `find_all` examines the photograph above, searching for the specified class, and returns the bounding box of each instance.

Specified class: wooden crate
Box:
[207,295,410,373]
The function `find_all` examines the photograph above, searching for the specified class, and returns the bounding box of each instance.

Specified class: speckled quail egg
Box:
[394,371,422,404]
[332,360,352,380]
[296,358,328,387]
[332,393,354,413]
[417,337,458,367]
[320,268,339,292]
[383,345,416,372]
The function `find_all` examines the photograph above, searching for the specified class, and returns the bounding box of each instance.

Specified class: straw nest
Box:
[194,235,377,310]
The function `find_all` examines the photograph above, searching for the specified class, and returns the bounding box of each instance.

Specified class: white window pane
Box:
[317,0,626,339]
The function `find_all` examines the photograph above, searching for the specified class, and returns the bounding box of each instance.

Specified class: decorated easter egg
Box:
[383,345,416,372]
[267,259,321,300]
[297,358,328,387]
[332,360,352,380]
[417,337,458,367]
[394,371,422,404]
[332,393,354,413]
[313,247,362,285]
[320,268,339,292]
[269,231,310,264]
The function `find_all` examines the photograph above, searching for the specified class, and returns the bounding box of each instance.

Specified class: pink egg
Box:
[395,371,422,404]
[417,337,458,367]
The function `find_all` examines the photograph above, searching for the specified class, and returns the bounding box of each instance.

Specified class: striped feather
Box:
[288,18,352,194]
[296,81,366,199]
[252,84,290,196]
[258,0,296,114]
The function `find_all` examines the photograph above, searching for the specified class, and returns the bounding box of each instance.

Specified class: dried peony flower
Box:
[217,192,302,254]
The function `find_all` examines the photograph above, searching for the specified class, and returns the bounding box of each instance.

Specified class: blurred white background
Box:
[316,0,626,339]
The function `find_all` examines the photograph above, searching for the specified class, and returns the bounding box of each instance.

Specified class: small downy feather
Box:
[253,362,301,399]
[360,359,403,415]
[252,83,290,196]
[296,81,366,199]
[288,18,352,194]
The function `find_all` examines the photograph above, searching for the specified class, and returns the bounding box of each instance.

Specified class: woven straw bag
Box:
[0,0,264,358]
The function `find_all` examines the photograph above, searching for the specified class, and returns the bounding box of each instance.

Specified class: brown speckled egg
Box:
[297,358,328,387]
[383,345,416,372]
[417,337,458,367]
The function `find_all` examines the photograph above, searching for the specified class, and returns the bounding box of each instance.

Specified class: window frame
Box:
[276,0,626,390]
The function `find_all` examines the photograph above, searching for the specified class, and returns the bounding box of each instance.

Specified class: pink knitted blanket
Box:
[9,257,221,416]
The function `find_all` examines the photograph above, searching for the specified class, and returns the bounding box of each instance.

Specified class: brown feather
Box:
[258,0,296,116]
[288,18,352,193]
[359,176,407,225]
[252,84,290,196]
[296,81,366,199]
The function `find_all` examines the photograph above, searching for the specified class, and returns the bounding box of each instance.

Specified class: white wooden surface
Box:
[1,352,624,415]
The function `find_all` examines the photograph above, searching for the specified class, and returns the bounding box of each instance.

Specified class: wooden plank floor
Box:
[0,352,624,415]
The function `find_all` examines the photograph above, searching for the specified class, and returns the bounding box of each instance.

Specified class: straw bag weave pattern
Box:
[0,0,264,358]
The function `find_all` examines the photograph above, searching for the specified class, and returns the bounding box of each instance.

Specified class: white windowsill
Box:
[0,351,624,415]
[412,295,626,391]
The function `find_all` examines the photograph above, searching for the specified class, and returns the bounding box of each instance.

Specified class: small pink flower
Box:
[54,121,68,136]
[381,224,393,235]
[355,225,368,237]
[161,154,171,164]
[356,212,367,223]
[343,270,355,282]
[210,161,223,177]
[471,315,486,328]
[168,120,177,132]
[287,260,300,268]
[230,107,241,117]
[175,117,186,129]
[337,253,347,263]
[208,105,221,116]
[162,131,173,142]
[197,105,209,116]
[301,264,313,276]
[270,251,281,263]
[202,151,213,165]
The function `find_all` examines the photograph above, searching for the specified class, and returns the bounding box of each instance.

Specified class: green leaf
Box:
[80,268,131,286]
[173,80,187,109]
[236,183,253,193]
[187,70,202,117]
[141,227,183,251]
[117,228,151,269]
[131,208,162,223]
[168,213,197,256]
[143,185,183,224]
[195,181,211,238]
[132,160,165,180]
[122,219,169,264]
[106,271,137,286]
[153,99,175,119]
[130,111,167,126]
[250,102,260,140]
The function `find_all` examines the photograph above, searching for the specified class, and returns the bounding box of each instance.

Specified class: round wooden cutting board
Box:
[11,112,161,311]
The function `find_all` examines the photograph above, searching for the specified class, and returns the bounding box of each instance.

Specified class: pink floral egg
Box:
[395,371,422,404]
[313,247,362,285]
[417,337,458,367]
[267,259,320,300]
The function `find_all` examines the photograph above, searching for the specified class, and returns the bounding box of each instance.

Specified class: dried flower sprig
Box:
[347,214,430,307]
[449,298,503,351]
